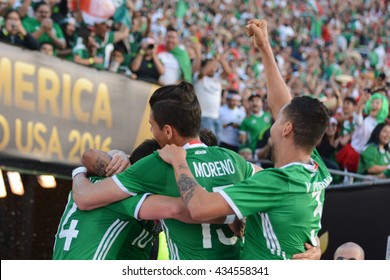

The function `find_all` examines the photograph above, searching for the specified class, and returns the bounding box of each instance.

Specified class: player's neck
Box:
[274,144,311,168]
[176,136,202,147]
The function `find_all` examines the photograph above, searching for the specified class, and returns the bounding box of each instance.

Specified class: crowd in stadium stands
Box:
[1,0,389,183]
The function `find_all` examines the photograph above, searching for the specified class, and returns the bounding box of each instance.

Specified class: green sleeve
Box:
[360,145,379,172]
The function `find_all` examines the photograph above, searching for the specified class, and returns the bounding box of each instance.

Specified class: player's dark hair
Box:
[283,96,330,152]
[129,139,160,164]
[149,81,201,138]
[199,128,218,146]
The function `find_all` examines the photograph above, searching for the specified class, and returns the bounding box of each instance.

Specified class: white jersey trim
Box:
[112,175,138,196]
[133,193,152,220]
[217,190,244,220]
[280,158,318,173]
[183,142,208,149]
[261,213,287,260]
[93,219,129,260]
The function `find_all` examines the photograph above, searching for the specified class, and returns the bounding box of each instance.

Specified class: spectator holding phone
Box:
[0,9,38,50]
[130,37,165,84]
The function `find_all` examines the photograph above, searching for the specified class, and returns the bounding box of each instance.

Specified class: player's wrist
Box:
[72,166,87,179]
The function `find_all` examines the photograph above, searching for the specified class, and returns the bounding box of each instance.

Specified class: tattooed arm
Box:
[158,144,234,221]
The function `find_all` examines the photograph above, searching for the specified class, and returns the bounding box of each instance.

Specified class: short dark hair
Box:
[149,81,201,138]
[166,25,177,33]
[367,123,389,150]
[283,96,330,151]
[4,9,21,20]
[199,128,218,146]
[344,96,357,106]
[129,139,160,164]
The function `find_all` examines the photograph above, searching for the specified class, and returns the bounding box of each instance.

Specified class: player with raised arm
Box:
[157,19,331,260]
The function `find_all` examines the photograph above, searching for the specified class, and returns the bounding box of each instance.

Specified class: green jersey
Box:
[220,150,331,260]
[22,17,65,47]
[53,177,155,260]
[358,144,390,175]
[114,143,255,260]
[239,112,272,152]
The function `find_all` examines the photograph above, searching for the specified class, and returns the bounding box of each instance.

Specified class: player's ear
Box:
[282,121,293,136]
[163,124,174,140]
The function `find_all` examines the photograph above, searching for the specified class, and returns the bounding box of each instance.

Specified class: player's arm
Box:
[72,171,130,210]
[137,195,228,224]
[158,145,234,222]
[245,19,291,119]
[73,149,131,210]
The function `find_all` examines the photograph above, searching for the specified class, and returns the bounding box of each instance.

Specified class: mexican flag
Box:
[307,0,323,15]
[71,0,116,25]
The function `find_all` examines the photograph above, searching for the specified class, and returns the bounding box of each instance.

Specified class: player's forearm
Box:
[171,160,231,222]
[258,42,291,118]
[72,173,100,210]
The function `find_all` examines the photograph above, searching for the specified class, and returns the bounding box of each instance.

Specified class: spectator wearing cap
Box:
[130,36,164,84]
[194,54,232,137]
[0,9,38,50]
[22,1,66,51]
[239,94,272,156]
[156,25,192,85]
[218,90,246,153]
[357,123,390,178]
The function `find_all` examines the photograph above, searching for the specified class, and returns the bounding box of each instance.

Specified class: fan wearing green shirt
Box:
[239,93,272,155]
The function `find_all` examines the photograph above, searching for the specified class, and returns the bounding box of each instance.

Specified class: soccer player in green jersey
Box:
[157,19,332,260]
[53,142,185,260]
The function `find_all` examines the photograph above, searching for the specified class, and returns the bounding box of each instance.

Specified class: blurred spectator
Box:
[108,43,133,77]
[39,41,53,55]
[0,8,38,50]
[57,16,77,60]
[0,0,31,18]
[239,94,272,156]
[218,90,246,153]
[357,123,390,178]
[333,96,357,147]
[157,25,192,85]
[92,19,129,69]
[255,128,273,168]
[130,36,164,84]
[194,53,231,137]
[337,92,389,172]
[334,242,365,260]
[317,117,341,171]
[22,1,66,51]
[72,27,104,69]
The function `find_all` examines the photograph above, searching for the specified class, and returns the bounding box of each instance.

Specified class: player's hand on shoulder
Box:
[157,144,186,166]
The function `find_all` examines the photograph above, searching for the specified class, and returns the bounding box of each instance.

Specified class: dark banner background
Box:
[320,184,390,260]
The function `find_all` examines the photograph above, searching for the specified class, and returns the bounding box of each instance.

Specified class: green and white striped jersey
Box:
[53,177,155,260]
